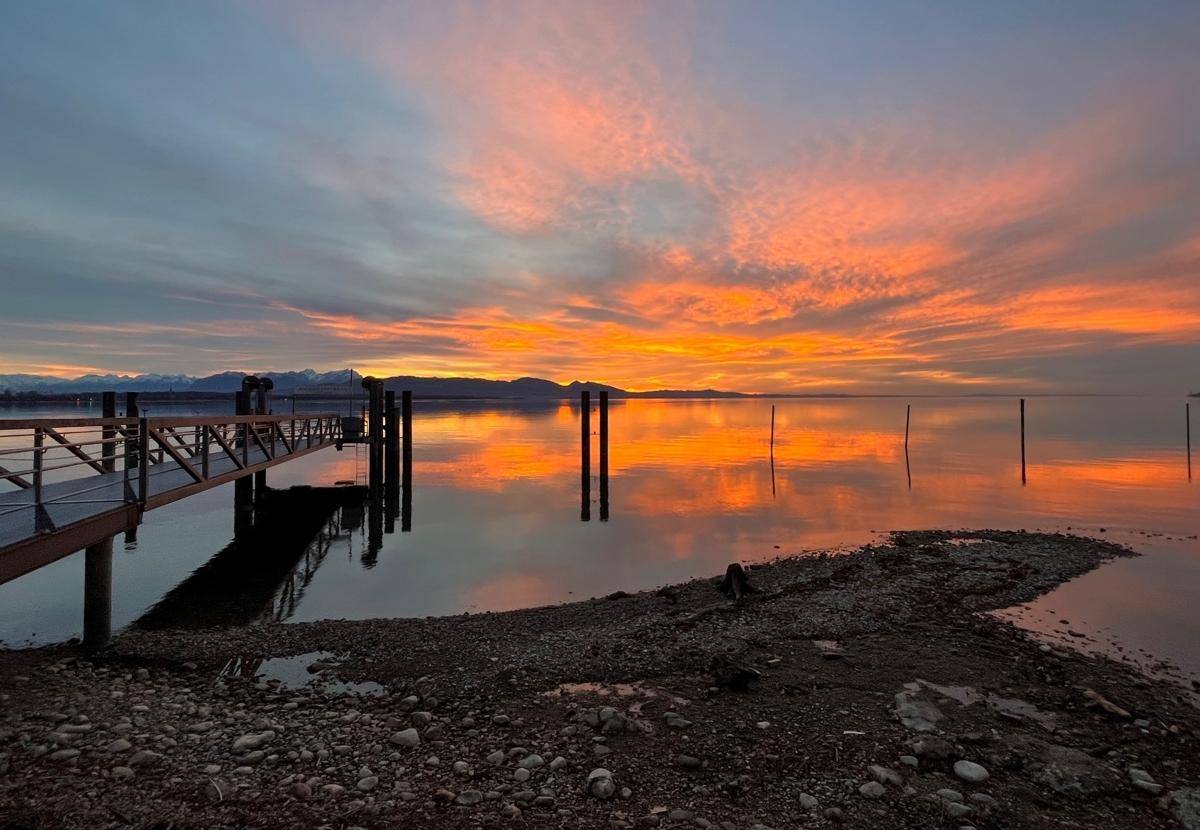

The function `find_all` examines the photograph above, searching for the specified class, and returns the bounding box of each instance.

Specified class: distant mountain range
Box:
[0,369,745,400]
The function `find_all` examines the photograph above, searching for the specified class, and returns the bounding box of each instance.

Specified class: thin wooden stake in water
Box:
[1187,402,1192,481]
[904,404,911,449]
[599,391,609,521]
[770,405,775,456]
[1020,398,1027,485]
[581,390,591,521]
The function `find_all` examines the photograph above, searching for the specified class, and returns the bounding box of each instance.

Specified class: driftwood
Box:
[718,563,757,601]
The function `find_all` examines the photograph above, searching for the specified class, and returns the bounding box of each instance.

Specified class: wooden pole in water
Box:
[599,391,609,521]
[904,404,910,449]
[1187,402,1192,481]
[401,390,413,532]
[1020,398,1027,485]
[581,390,591,521]
[770,405,775,456]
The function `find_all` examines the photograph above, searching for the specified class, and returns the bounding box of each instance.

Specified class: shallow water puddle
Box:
[219,651,387,696]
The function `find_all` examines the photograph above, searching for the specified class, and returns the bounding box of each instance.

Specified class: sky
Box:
[2,1,1198,394]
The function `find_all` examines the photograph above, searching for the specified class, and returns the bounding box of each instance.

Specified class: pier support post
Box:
[385,390,399,486]
[401,390,412,532]
[362,378,384,492]
[581,390,591,521]
[83,536,113,652]
[234,390,254,535]
[599,391,609,521]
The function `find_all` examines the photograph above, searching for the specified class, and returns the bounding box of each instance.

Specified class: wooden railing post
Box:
[32,427,44,505]
[137,417,149,504]
[201,425,211,479]
[101,392,116,474]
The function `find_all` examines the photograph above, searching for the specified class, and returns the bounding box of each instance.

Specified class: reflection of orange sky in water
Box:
[299,401,1195,526]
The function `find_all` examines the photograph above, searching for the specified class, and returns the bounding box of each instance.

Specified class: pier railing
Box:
[0,413,341,515]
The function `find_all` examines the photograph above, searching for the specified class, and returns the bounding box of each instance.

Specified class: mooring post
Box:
[599,391,609,521]
[385,390,399,488]
[253,379,270,496]
[101,392,116,474]
[363,378,383,491]
[1187,402,1192,481]
[124,392,139,472]
[1020,398,1027,485]
[401,390,412,532]
[581,390,591,521]
[234,390,253,530]
[83,536,113,652]
[904,404,911,449]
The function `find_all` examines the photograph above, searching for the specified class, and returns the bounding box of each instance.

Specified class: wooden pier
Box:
[0,411,342,584]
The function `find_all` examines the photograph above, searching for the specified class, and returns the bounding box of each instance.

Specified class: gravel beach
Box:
[2,529,1198,829]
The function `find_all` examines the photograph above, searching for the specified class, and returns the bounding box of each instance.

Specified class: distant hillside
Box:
[0,370,745,400]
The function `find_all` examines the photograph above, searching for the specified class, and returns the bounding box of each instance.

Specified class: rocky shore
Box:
[2,530,1198,829]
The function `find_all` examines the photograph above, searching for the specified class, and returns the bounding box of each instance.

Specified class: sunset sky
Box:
[2,1,1198,393]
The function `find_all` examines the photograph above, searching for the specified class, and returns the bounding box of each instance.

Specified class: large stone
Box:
[587,768,616,800]
[953,760,989,783]
[456,789,484,806]
[859,781,886,799]
[389,728,420,748]
[1169,788,1200,829]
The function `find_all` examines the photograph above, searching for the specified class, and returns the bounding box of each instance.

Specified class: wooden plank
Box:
[44,426,107,475]
[148,429,204,484]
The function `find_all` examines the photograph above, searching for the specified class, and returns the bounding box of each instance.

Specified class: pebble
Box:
[452,760,471,775]
[105,738,132,753]
[859,781,886,799]
[389,728,420,748]
[356,775,378,791]
[203,764,222,775]
[953,760,990,783]
[519,753,545,770]
[587,768,616,800]
[129,749,162,766]
[868,764,903,787]
[487,750,506,765]
[455,789,483,806]
[945,802,973,819]
[674,754,702,769]
[111,765,134,779]
[48,748,80,762]
[513,767,531,782]
[799,793,819,811]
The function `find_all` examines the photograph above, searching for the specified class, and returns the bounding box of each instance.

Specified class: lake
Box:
[0,395,1196,683]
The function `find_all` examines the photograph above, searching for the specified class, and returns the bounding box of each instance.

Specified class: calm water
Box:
[0,396,1196,681]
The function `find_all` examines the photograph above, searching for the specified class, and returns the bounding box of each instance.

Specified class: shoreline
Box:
[2,530,1198,828]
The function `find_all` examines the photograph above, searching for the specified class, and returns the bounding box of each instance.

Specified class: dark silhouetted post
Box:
[83,536,112,652]
[599,391,609,521]
[581,390,591,521]
[101,392,116,474]
[1188,402,1192,481]
[904,404,910,449]
[234,390,254,536]
[1020,398,1027,485]
[770,404,776,457]
[385,390,399,487]
[401,390,412,532]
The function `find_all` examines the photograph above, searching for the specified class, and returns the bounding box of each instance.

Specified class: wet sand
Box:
[1,530,1198,828]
